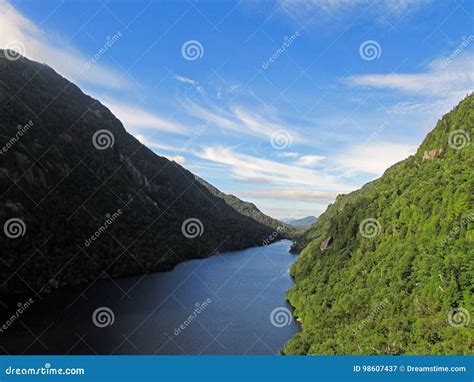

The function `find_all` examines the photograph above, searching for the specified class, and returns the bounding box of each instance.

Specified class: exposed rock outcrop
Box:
[320,236,333,252]
[422,148,443,160]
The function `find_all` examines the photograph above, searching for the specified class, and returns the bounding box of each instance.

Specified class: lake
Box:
[0,240,299,355]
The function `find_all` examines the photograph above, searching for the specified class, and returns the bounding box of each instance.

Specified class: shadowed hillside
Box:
[0,51,287,295]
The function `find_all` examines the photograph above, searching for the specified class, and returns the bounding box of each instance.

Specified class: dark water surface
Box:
[1,240,299,354]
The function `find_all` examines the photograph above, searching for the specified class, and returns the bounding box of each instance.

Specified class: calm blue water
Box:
[1,240,299,355]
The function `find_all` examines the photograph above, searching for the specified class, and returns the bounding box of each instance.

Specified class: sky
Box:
[1,0,473,219]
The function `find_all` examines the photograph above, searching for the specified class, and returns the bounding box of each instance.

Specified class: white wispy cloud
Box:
[279,0,430,16]
[175,74,206,95]
[167,155,186,165]
[333,142,417,176]
[237,189,338,203]
[184,97,306,144]
[232,107,304,143]
[135,135,187,165]
[175,75,198,85]
[134,135,182,152]
[197,146,354,192]
[0,0,129,89]
[344,53,474,126]
[259,205,324,220]
[279,152,300,158]
[101,99,190,135]
[296,154,325,167]
[345,55,474,96]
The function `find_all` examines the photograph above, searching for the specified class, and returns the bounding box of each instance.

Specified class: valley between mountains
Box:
[0,51,472,355]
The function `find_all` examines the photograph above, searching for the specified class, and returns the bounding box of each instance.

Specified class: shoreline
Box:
[1,239,294,302]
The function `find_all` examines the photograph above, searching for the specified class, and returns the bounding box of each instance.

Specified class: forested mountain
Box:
[283,216,317,228]
[0,51,285,295]
[285,94,473,355]
[195,175,294,235]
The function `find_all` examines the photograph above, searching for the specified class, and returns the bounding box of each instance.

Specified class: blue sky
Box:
[1,0,473,218]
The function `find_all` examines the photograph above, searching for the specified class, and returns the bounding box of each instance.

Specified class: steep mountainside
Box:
[0,52,284,295]
[196,175,296,236]
[285,94,473,355]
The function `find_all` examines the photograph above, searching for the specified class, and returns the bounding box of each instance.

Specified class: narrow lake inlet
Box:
[2,240,300,355]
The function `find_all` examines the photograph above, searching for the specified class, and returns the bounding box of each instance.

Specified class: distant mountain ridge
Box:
[0,51,287,295]
[284,94,474,355]
[283,216,317,227]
